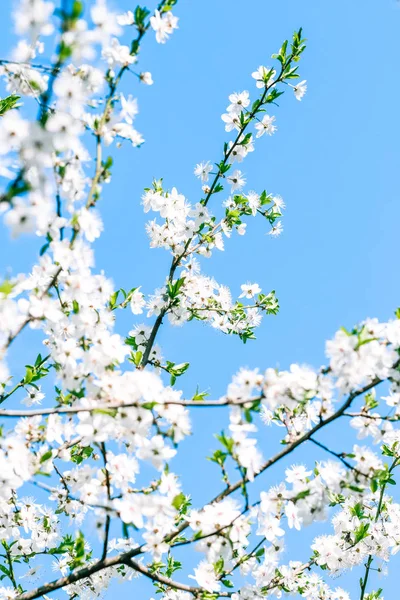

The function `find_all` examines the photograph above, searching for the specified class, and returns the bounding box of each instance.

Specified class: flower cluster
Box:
[0,0,178,240]
[218,317,400,444]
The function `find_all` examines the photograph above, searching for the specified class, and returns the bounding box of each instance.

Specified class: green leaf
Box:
[92,408,117,417]
[0,564,10,578]
[167,277,185,300]
[59,41,72,62]
[109,290,119,309]
[382,445,394,457]
[142,402,157,410]
[134,6,151,28]
[172,493,186,510]
[71,0,84,19]
[214,557,224,574]
[49,534,74,555]
[216,431,234,454]
[239,132,253,146]
[0,95,20,116]
[294,489,310,500]
[354,522,370,544]
[125,336,138,349]
[244,408,252,423]
[132,351,142,367]
[70,445,93,465]
[70,531,86,569]
[193,529,203,540]
[208,449,227,465]
[104,155,113,170]
[34,353,43,367]
[0,279,15,297]
[24,366,34,384]
[191,387,209,402]
[40,450,53,464]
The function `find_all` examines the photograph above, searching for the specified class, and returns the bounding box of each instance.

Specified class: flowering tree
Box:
[0,2,399,600]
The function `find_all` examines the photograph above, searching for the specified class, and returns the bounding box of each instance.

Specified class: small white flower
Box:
[194,161,213,183]
[117,10,134,26]
[139,72,154,85]
[255,114,277,138]
[130,288,145,315]
[294,79,307,101]
[240,283,261,299]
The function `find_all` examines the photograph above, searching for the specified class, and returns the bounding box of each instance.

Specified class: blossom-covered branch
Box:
[0,3,399,600]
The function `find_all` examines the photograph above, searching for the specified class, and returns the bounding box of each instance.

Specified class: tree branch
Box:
[0,396,263,417]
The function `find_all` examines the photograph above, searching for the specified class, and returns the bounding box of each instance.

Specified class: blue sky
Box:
[1,0,400,597]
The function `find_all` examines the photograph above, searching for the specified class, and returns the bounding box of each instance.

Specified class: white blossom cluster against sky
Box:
[0,0,400,599]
